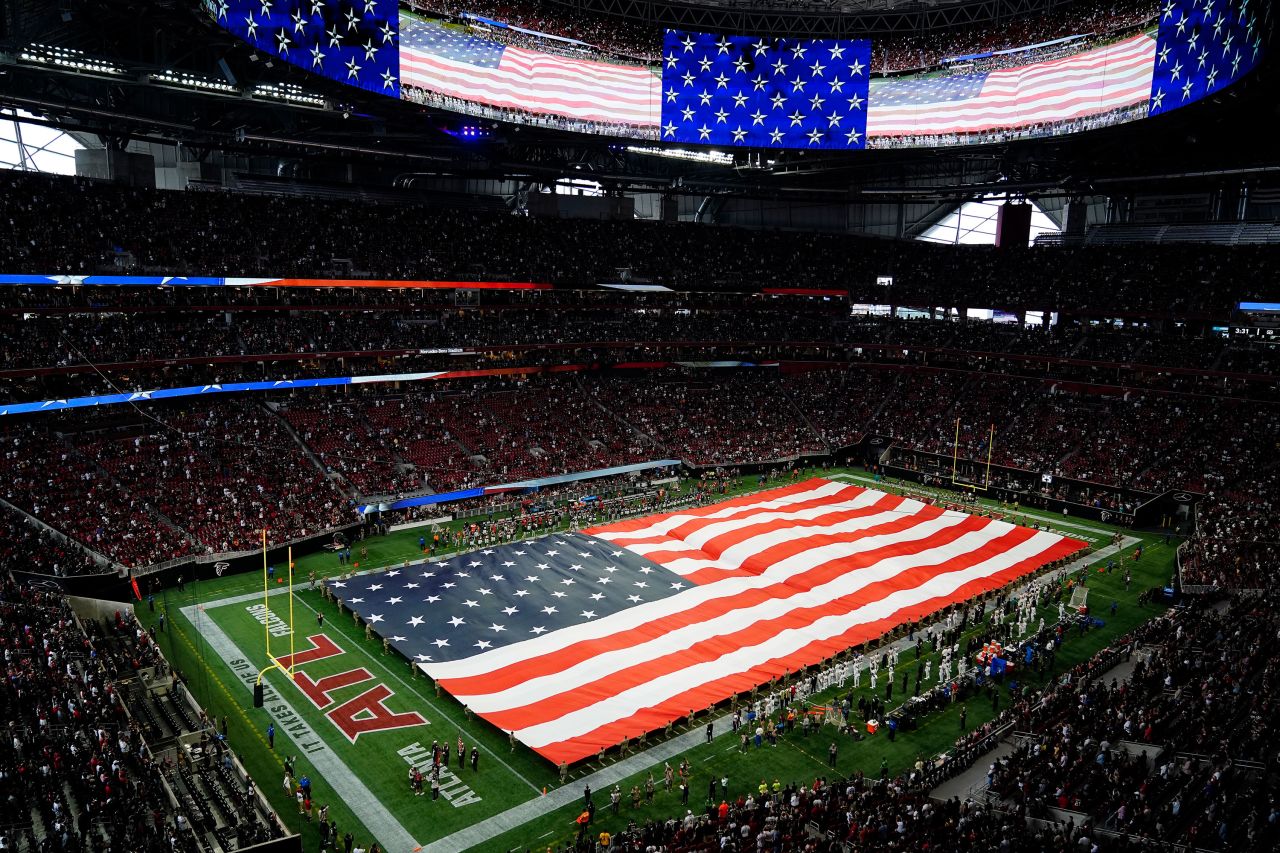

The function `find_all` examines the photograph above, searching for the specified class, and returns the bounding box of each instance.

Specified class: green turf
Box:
[149,466,1176,853]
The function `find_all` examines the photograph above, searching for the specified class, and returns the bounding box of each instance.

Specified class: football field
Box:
[153,468,1176,852]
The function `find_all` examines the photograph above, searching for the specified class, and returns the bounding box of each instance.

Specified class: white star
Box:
[716,37,732,55]
[665,52,678,69]
[671,582,686,590]
[474,640,492,650]
[1187,30,1198,51]
[681,35,696,53]
[845,127,862,144]
[404,583,419,590]
[448,616,466,627]
[590,592,606,601]
[525,575,540,583]
[827,111,844,127]
[345,57,361,79]
[431,638,449,648]
[627,594,643,603]
[245,15,259,39]
[1151,87,1165,109]
[662,121,677,137]
[216,0,228,20]
[849,58,865,76]
[1183,79,1194,99]
[489,623,506,633]
[349,598,364,604]
[788,110,807,127]
[790,43,808,59]
[809,59,826,76]
[415,654,432,662]
[310,0,324,14]
[387,596,402,605]
[1206,66,1218,88]
[732,92,749,108]
[806,128,824,145]
[1170,60,1183,80]
[829,77,845,93]
[534,563,550,571]
[714,72,730,89]
[1162,0,1175,19]
[681,105,696,122]
[1158,45,1171,65]
[1223,31,1234,55]
[363,0,377,15]
[750,109,766,125]
[610,551,623,557]
[733,56,749,74]
[542,606,558,615]
[639,567,653,575]
[530,626,547,635]
[370,584,383,592]
[1213,12,1226,37]
[513,550,526,556]
[714,108,729,123]
[809,93,825,110]
[424,595,441,604]
[514,589,530,598]
[502,606,519,616]
[829,43,846,60]
[697,124,712,140]
[291,10,306,33]
[489,574,504,582]
[390,636,406,643]
[604,566,618,573]
[455,572,471,579]
[258,0,272,14]
[435,561,450,568]
[380,21,395,43]
[697,88,712,105]
[368,614,383,623]
[1197,48,1210,69]
[596,576,612,585]
[752,74,767,91]
[462,599,479,608]
[363,39,379,61]
[345,8,359,31]
[1175,12,1189,34]
[408,616,425,627]
[665,87,678,103]
[769,128,785,143]
[469,560,482,567]
[330,581,346,589]
[791,75,807,91]
[441,582,456,590]
[751,39,769,56]
[698,56,713,72]
[580,610,597,620]
[634,581,648,588]
[772,58,788,76]
[1232,51,1241,75]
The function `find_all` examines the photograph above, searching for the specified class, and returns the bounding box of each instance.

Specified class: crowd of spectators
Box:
[5,171,1280,315]
[0,574,289,851]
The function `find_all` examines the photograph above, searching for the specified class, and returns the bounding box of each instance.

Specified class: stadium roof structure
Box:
[0,0,1275,215]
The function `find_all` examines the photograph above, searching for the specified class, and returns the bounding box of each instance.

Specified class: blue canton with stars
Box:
[210,0,399,98]
[660,30,871,150]
[1148,0,1262,116]
[326,533,688,665]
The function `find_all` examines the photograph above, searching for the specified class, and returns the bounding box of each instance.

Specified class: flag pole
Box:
[262,528,270,662]
[288,546,295,678]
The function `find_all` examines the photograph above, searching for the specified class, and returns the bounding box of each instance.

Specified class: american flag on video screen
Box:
[867,32,1157,137]
[332,479,1085,763]
[398,17,660,125]
[1147,0,1262,116]
[660,30,872,149]
[212,0,400,97]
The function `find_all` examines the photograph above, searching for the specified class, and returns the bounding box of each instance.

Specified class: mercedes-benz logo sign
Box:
[214,562,230,577]
[27,579,62,591]
[1171,493,1193,503]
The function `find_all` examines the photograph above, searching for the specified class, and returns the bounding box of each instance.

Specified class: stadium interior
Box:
[0,0,1278,852]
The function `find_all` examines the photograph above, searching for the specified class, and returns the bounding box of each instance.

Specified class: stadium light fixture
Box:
[150,69,237,94]
[252,82,327,108]
[19,43,126,76]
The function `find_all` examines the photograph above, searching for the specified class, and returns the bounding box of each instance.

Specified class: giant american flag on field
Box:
[867,32,1158,137]
[331,479,1086,763]
[397,16,660,126]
